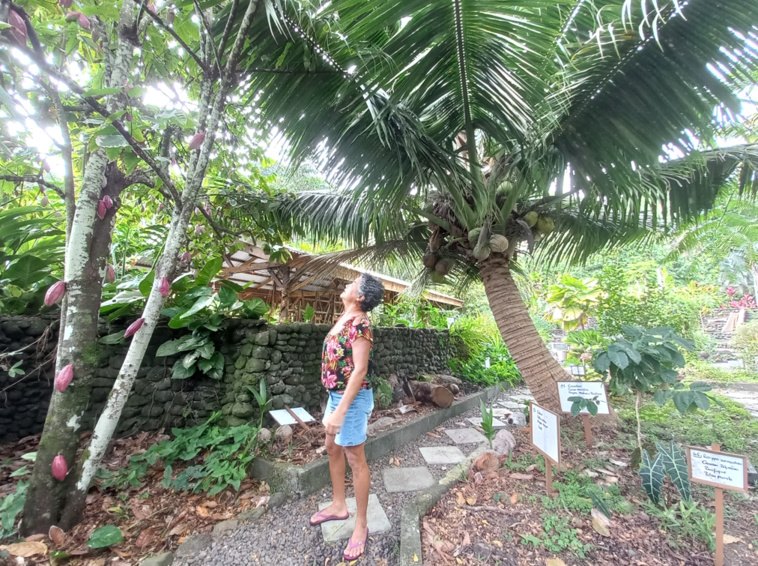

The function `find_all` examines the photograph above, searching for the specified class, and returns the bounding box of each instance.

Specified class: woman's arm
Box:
[323,337,371,435]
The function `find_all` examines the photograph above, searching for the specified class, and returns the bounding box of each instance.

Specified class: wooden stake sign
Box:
[687,444,749,566]
[529,402,561,496]
[557,381,609,448]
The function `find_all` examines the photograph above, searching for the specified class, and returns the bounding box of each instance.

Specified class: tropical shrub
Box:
[733,320,758,371]
[545,275,604,331]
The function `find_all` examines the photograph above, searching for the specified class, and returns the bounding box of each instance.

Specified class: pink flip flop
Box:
[309,510,350,526]
[343,528,369,561]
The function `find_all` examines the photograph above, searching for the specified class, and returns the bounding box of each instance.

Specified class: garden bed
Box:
[419,395,758,566]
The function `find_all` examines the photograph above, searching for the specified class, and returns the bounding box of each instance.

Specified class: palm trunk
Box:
[479,255,567,413]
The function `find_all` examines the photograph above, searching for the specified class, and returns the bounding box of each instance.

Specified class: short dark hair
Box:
[357,274,384,312]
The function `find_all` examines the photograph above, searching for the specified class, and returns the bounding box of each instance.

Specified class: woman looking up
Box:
[309,273,384,561]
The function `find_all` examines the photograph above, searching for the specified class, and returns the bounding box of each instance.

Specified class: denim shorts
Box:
[323,389,374,447]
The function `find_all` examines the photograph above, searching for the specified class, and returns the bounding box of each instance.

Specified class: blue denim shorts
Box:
[323,389,374,447]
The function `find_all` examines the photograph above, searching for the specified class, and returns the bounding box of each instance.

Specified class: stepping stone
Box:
[492,408,512,419]
[467,416,507,428]
[382,466,435,493]
[498,401,524,410]
[318,494,391,542]
[419,446,466,465]
[444,427,487,444]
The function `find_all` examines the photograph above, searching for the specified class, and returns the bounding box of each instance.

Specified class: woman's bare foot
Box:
[309,502,349,526]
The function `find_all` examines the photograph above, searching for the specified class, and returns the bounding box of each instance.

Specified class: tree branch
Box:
[133,0,208,73]
[217,0,239,59]
[197,205,246,237]
[193,0,222,79]
[0,175,66,199]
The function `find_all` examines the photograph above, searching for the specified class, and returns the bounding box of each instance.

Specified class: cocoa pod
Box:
[78,13,90,28]
[194,225,205,236]
[159,276,170,298]
[188,132,205,150]
[124,112,132,122]
[44,281,66,306]
[204,201,211,216]
[40,196,50,207]
[97,200,107,220]
[39,184,45,194]
[167,10,175,24]
[52,454,67,481]
[157,203,164,212]
[8,9,27,45]
[43,159,52,172]
[102,195,113,209]
[105,264,116,283]
[180,251,192,262]
[55,365,74,392]
[59,0,73,7]
[65,11,81,21]
[124,318,145,338]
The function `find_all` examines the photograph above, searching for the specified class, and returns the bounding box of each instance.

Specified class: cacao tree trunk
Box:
[59,0,265,528]
[479,255,571,414]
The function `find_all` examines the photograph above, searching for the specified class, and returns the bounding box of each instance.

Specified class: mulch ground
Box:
[422,419,758,566]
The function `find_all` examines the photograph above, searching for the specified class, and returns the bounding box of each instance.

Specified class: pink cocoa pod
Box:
[97,200,106,220]
[124,112,132,122]
[65,11,81,20]
[167,10,175,24]
[43,159,52,172]
[204,201,211,216]
[45,281,66,306]
[157,203,164,212]
[59,0,73,7]
[78,12,90,29]
[159,276,170,298]
[188,132,205,151]
[52,454,67,481]
[55,364,74,392]
[102,195,113,209]
[41,196,50,207]
[106,264,116,283]
[146,3,156,13]
[194,225,205,236]
[124,317,145,338]
[8,9,27,45]
[181,251,192,262]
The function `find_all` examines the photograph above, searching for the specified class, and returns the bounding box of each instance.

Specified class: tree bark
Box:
[479,255,570,414]
[409,381,455,408]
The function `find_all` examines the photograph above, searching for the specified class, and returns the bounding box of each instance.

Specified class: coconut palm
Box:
[217,0,758,411]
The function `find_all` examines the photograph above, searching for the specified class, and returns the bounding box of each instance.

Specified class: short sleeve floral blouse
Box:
[321,314,374,392]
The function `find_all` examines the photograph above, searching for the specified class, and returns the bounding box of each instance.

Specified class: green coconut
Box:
[434,258,454,275]
[422,251,439,268]
[473,242,491,261]
[524,211,539,227]
[468,227,482,245]
[489,234,509,254]
[537,216,555,234]
[431,270,447,284]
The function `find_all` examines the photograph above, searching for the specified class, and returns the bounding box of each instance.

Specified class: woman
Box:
[309,273,384,561]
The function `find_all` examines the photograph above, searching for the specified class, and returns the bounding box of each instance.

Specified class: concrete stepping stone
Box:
[419,445,466,465]
[318,494,391,542]
[444,427,486,444]
[497,401,524,410]
[492,408,512,419]
[467,416,507,429]
[382,466,435,493]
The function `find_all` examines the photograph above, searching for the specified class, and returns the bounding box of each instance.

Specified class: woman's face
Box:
[341,276,364,306]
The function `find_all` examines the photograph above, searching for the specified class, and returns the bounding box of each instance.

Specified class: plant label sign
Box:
[557,381,609,415]
[270,407,315,427]
[530,403,560,465]
[687,447,748,493]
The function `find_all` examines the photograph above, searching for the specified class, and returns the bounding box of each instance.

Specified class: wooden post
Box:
[581,413,593,447]
[712,443,724,566]
[545,461,553,496]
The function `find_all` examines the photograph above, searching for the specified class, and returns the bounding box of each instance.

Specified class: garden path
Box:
[169,388,533,566]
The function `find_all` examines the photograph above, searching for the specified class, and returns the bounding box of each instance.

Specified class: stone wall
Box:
[0,316,456,444]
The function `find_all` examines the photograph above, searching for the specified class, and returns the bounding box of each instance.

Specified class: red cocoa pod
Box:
[159,276,170,298]
[39,185,45,194]
[45,281,66,306]
[78,12,90,29]
[59,0,73,8]
[124,112,132,122]
[55,364,74,392]
[157,203,164,212]
[102,195,113,209]
[188,132,205,151]
[124,317,145,338]
[8,9,27,45]
[97,200,106,220]
[180,251,192,262]
[106,264,116,283]
[65,11,81,21]
[52,454,67,480]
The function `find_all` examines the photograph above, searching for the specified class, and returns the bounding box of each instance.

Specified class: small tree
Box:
[545,275,604,331]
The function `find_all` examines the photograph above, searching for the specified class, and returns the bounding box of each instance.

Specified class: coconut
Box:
[434,258,453,275]
[422,251,439,269]
[537,216,555,234]
[431,270,447,284]
[468,227,482,245]
[489,235,509,254]
[473,242,491,261]
[524,211,539,227]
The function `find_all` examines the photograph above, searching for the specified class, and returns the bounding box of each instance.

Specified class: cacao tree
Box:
[1,0,277,532]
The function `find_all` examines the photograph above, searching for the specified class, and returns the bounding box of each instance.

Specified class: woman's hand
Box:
[323,409,346,436]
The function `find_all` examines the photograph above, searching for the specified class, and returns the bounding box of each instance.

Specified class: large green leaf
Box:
[86,525,123,548]
[638,450,665,506]
[656,441,692,502]
[194,257,223,287]
[1,255,50,285]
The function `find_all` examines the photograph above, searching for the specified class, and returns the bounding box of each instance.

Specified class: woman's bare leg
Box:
[343,443,370,555]
[310,433,348,520]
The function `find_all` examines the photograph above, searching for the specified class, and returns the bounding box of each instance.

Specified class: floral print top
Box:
[321,314,374,392]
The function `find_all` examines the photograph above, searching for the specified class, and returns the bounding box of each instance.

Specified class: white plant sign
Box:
[688,447,748,492]
[557,381,609,415]
[530,403,560,465]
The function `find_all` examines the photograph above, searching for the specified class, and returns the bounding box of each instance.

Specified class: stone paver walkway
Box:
[444,427,487,444]
[318,494,392,542]
[383,466,435,493]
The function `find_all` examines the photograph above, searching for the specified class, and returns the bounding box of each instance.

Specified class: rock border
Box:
[398,444,489,566]
[249,384,502,496]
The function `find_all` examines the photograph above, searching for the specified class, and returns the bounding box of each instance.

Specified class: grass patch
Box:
[617,394,758,464]
[683,361,758,384]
